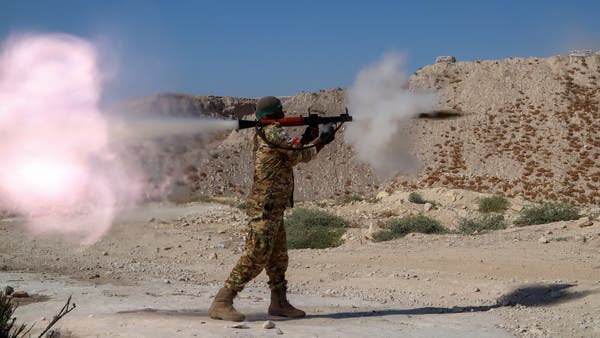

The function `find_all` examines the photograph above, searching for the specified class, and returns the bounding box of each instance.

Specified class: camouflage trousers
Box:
[224,207,288,292]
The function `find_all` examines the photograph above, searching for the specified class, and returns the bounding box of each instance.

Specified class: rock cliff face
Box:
[407,54,600,204]
[114,54,600,204]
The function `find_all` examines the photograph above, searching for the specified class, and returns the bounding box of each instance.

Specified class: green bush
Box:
[459,214,507,235]
[285,208,348,249]
[514,203,580,226]
[478,195,510,213]
[408,192,427,204]
[373,215,447,242]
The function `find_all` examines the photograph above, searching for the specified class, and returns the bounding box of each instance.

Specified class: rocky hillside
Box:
[406,54,600,204]
[113,53,600,205]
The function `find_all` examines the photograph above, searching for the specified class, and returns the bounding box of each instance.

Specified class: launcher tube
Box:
[237,113,352,130]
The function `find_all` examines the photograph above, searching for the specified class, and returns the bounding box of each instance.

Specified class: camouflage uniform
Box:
[225,123,317,292]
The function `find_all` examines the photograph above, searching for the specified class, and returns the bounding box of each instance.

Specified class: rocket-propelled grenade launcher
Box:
[237,111,353,130]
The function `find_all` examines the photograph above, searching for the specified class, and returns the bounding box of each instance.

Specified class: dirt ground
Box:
[1,190,599,337]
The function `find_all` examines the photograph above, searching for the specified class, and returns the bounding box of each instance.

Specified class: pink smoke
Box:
[0,33,139,244]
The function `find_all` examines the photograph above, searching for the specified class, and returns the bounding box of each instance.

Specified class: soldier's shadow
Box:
[304,283,593,320]
[116,283,593,322]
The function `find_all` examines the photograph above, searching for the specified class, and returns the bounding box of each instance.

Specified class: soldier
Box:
[208,96,335,322]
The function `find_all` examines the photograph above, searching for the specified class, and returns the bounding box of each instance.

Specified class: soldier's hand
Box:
[318,123,336,145]
[300,125,319,144]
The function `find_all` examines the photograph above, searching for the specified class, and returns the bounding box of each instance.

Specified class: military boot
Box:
[268,287,306,318]
[208,287,245,322]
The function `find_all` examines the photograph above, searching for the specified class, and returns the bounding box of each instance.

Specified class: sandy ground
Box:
[1,197,599,337]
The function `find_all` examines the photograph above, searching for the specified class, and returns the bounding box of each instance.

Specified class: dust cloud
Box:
[345,53,436,178]
[0,33,235,244]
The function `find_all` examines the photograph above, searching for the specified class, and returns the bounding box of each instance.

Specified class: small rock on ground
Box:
[263,320,276,329]
[576,218,593,228]
[4,285,14,296]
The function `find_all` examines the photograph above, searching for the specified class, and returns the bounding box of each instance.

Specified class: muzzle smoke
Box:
[345,53,436,178]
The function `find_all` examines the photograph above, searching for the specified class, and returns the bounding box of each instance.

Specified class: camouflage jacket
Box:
[246,123,317,216]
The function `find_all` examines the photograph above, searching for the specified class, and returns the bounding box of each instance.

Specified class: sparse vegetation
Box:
[514,203,580,226]
[285,208,348,249]
[408,192,427,204]
[373,215,447,242]
[364,196,382,204]
[1,293,28,338]
[478,195,510,213]
[198,195,216,203]
[1,293,75,338]
[459,214,507,235]
[336,194,364,204]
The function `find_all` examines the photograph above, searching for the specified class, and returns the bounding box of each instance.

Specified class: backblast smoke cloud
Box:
[0,33,237,244]
[0,33,141,244]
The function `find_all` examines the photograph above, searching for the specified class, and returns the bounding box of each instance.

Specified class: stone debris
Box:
[276,328,284,335]
[228,323,249,329]
[45,329,61,338]
[376,191,390,199]
[510,204,523,212]
[4,285,14,296]
[435,55,456,63]
[538,237,549,244]
[365,222,377,240]
[576,217,593,228]
[262,320,276,329]
[569,50,593,57]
